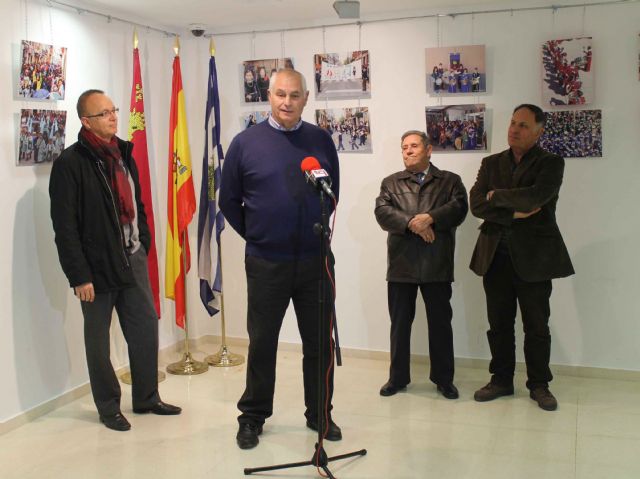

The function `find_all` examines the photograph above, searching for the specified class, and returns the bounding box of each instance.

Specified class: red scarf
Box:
[80,127,135,225]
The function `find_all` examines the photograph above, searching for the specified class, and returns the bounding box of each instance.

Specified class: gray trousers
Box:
[80,248,160,416]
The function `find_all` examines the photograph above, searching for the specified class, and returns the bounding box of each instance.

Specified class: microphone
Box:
[300,156,336,200]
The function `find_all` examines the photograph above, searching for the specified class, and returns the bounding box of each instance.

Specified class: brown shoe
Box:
[473,382,514,402]
[530,387,557,411]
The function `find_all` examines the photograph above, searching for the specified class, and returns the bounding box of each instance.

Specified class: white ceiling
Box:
[64,0,536,35]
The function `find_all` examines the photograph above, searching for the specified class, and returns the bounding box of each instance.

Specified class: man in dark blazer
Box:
[375,130,468,400]
[469,104,574,411]
[50,90,181,431]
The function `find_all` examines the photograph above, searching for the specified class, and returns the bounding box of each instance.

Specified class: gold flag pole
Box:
[205,244,244,367]
[166,38,208,375]
[120,25,166,385]
[167,230,209,375]
[204,37,244,367]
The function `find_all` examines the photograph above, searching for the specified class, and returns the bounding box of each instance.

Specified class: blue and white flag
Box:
[197,51,226,316]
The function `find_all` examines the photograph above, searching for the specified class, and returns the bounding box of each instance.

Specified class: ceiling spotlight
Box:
[333,0,360,19]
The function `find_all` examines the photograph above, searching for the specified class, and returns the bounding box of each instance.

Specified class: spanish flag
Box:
[165,52,196,329]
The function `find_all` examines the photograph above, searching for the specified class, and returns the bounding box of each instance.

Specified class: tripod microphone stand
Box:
[244,189,366,477]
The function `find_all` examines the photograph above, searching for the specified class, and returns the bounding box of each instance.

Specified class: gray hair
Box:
[269,69,307,93]
[401,130,430,147]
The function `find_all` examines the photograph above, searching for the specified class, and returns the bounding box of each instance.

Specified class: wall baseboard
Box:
[2,334,638,435]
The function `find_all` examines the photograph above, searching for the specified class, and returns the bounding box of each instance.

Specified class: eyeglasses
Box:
[84,107,119,119]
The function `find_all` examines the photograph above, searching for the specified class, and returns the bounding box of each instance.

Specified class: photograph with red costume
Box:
[542,36,593,105]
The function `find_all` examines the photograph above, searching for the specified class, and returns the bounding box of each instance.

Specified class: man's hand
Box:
[418,226,435,243]
[486,190,495,201]
[513,208,541,219]
[408,213,434,234]
[74,282,95,302]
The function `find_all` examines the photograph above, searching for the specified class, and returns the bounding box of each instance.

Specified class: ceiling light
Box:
[333,0,360,19]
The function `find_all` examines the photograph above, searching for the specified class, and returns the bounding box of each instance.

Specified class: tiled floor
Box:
[1,348,639,478]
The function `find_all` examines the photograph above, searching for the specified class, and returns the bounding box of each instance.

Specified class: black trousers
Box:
[238,255,335,426]
[387,281,454,387]
[482,251,553,390]
[80,248,160,416]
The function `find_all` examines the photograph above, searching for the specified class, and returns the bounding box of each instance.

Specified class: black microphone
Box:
[300,156,336,200]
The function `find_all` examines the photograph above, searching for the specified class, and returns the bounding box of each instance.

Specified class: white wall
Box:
[212,4,640,371]
[1,0,639,423]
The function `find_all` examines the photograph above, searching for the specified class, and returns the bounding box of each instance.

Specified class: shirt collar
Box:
[268,114,303,132]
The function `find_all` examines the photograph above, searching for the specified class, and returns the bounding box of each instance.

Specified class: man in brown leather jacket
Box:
[469,104,574,411]
[375,130,468,400]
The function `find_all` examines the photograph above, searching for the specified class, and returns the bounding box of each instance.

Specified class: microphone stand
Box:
[243,189,367,477]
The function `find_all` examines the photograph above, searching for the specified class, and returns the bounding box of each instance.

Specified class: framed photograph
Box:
[18,40,67,100]
[539,110,602,158]
[241,110,270,129]
[241,58,294,103]
[425,104,487,152]
[18,109,67,166]
[425,45,486,95]
[542,37,593,105]
[313,51,370,100]
[315,107,371,154]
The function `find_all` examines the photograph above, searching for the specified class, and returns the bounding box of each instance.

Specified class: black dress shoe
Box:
[379,381,407,397]
[99,412,131,431]
[133,401,182,415]
[306,418,342,441]
[236,423,263,449]
[436,383,459,400]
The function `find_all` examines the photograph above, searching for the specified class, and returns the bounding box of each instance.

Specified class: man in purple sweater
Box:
[220,69,341,449]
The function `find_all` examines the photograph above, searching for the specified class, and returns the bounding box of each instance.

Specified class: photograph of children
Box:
[425,104,487,152]
[241,58,294,103]
[241,111,270,129]
[18,40,67,100]
[542,37,593,105]
[17,109,67,166]
[425,45,486,95]
[538,110,602,158]
[315,107,371,154]
[314,51,370,100]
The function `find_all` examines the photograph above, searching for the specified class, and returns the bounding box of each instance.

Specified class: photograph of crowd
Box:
[425,45,486,95]
[18,40,67,100]
[314,50,370,100]
[241,110,270,129]
[425,104,487,152]
[18,109,67,166]
[315,107,371,154]
[542,36,593,106]
[539,110,602,158]
[241,58,294,103]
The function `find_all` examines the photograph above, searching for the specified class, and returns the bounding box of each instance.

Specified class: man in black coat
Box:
[469,104,574,411]
[375,130,468,400]
[49,90,181,431]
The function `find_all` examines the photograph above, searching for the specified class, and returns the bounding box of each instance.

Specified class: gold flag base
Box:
[119,370,166,385]
[166,352,209,375]
[205,345,245,367]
